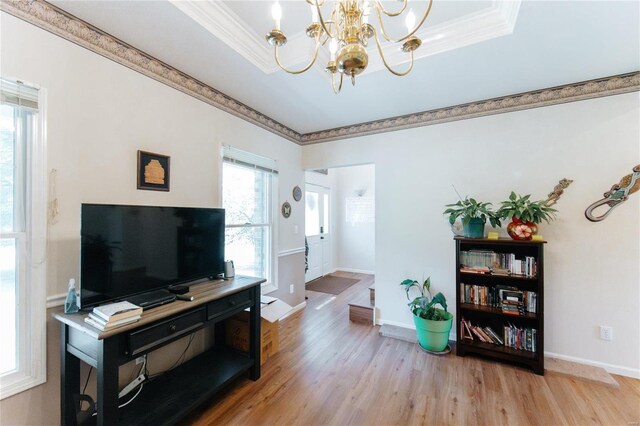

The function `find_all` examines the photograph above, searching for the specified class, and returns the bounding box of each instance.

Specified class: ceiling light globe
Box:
[336,44,369,77]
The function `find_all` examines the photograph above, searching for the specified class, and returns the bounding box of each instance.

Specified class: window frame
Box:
[0,84,47,400]
[220,147,278,294]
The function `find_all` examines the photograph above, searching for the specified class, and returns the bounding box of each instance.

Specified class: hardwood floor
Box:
[187,273,640,425]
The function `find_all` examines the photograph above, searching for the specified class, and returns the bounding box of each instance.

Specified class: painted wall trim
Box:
[281,301,307,321]
[278,247,305,257]
[46,292,66,309]
[2,1,638,147]
[336,267,376,275]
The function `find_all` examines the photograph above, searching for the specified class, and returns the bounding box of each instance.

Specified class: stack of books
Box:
[501,290,525,315]
[84,301,143,331]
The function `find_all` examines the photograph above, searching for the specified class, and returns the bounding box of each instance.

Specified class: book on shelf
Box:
[84,314,141,331]
[461,318,536,352]
[459,250,537,277]
[460,283,537,315]
[92,301,143,322]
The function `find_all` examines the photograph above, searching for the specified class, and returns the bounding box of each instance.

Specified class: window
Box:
[0,79,47,399]
[222,147,277,290]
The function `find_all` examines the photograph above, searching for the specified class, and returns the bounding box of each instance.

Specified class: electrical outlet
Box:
[294,225,299,234]
[600,326,613,341]
[289,284,294,294]
[135,356,145,365]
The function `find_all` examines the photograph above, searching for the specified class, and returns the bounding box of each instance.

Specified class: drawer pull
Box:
[230,300,236,306]
[169,325,177,333]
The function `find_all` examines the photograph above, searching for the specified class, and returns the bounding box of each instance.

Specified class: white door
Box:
[305,184,331,282]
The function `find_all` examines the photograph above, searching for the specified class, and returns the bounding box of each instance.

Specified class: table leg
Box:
[60,324,80,426]
[249,285,261,380]
[96,338,119,426]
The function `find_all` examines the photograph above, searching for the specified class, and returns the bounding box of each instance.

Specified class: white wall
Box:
[334,165,375,273]
[0,12,305,423]
[302,92,640,377]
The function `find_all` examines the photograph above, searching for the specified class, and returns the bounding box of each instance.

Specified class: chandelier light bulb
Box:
[329,38,338,60]
[362,2,371,24]
[310,4,319,22]
[405,9,416,32]
[271,2,282,30]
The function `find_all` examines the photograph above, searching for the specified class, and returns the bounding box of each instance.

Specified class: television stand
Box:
[54,276,264,425]
[125,289,176,310]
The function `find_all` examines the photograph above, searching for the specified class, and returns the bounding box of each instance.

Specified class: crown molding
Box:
[300,72,640,145]
[169,1,521,78]
[1,1,638,148]
[0,0,302,143]
[169,0,313,75]
[365,0,521,74]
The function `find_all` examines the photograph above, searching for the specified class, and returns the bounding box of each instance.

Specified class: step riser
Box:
[349,305,373,324]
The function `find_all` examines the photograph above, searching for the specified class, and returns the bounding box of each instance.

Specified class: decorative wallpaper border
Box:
[2,0,639,147]
[301,72,640,144]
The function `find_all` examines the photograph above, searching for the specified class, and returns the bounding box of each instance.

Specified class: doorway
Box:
[305,183,331,282]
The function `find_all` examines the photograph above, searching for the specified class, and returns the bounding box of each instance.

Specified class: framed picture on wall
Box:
[137,150,170,191]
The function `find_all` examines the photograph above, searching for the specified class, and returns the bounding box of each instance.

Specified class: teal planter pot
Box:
[462,218,486,238]
[413,310,453,352]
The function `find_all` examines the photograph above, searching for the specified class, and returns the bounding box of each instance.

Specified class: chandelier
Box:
[265,0,433,94]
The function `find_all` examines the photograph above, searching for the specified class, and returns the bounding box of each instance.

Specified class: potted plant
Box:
[400,277,452,352]
[443,198,501,238]
[497,192,557,240]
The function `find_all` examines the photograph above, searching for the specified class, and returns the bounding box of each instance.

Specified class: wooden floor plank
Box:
[186,274,640,426]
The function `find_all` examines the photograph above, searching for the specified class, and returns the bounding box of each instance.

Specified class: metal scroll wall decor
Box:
[585,165,640,222]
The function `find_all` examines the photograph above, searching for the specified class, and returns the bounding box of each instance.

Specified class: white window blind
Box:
[222,145,278,175]
[0,79,39,111]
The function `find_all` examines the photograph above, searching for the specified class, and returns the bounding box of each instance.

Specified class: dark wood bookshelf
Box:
[455,237,545,375]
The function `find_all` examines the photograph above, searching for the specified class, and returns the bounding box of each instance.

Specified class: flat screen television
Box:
[80,203,225,309]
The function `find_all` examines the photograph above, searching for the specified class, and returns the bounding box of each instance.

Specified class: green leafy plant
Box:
[400,277,449,321]
[497,192,557,224]
[443,197,501,228]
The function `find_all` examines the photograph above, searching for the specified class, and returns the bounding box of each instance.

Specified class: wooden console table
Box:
[54,276,264,425]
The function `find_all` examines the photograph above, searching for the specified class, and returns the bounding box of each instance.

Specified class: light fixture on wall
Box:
[265,0,433,94]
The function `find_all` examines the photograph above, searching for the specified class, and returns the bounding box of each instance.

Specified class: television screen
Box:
[80,204,225,309]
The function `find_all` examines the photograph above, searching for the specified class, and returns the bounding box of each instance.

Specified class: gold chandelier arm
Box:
[374,0,433,43]
[372,29,415,77]
[274,41,321,75]
[330,72,344,94]
[313,0,337,38]
[375,0,407,17]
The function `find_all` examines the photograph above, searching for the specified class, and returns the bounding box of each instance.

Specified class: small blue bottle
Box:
[64,278,79,314]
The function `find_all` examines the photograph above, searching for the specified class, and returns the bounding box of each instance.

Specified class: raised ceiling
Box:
[45,0,640,135]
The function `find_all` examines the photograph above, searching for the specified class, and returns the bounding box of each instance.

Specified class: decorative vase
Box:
[507,216,538,241]
[462,218,486,238]
[413,310,453,352]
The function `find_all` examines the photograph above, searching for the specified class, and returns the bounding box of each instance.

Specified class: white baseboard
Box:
[377,319,457,341]
[335,267,375,275]
[377,319,639,379]
[281,301,306,321]
[46,293,66,309]
[544,351,640,379]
